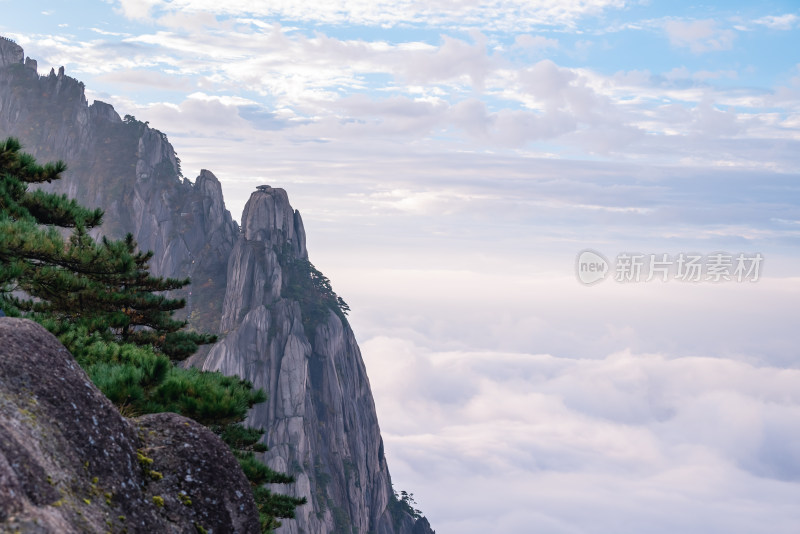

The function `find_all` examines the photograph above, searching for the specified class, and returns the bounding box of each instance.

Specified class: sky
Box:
[3,1,800,532]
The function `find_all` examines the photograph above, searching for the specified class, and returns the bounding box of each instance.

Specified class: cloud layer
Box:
[363,338,800,534]
[119,0,630,30]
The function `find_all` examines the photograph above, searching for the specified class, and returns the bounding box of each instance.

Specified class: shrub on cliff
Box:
[275,242,350,335]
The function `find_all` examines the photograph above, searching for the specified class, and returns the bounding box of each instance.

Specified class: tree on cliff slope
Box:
[0,136,213,358]
[0,137,305,531]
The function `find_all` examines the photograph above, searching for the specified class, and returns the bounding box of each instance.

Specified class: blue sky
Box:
[2,1,800,533]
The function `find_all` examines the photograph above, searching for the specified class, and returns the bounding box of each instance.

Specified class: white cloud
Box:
[350,187,497,215]
[753,14,799,31]
[685,97,744,137]
[14,34,166,75]
[115,0,161,21]
[156,10,219,30]
[361,337,800,533]
[664,19,736,53]
[115,0,631,31]
[663,67,738,82]
[95,69,195,90]
[22,10,793,165]
[398,33,496,90]
[89,28,129,37]
[512,34,560,51]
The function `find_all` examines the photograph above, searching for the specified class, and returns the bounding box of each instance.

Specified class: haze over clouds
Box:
[2,1,799,531]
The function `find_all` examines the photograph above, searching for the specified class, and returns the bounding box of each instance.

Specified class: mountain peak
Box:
[241,185,307,259]
[0,36,23,68]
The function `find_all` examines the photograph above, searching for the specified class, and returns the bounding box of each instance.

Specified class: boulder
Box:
[0,318,260,533]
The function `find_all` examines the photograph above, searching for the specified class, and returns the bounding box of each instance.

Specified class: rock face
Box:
[0,318,260,534]
[0,40,434,534]
[202,188,416,533]
[0,37,23,68]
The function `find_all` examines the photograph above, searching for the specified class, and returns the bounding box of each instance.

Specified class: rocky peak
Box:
[0,37,22,68]
[242,187,307,260]
[89,100,121,123]
[204,190,435,534]
[195,169,228,231]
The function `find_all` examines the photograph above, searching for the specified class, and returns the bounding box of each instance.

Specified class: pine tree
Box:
[0,137,305,531]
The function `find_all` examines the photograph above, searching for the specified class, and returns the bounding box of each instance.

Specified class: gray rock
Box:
[89,100,122,124]
[0,37,23,68]
[135,412,261,533]
[0,318,260,534]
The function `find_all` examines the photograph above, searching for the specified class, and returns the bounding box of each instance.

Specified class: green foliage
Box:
[151,368,265,426]
[0,138,302,533]
[123,114,148,127]
[237,452,296,486]
[253,486,307,532]
[0,142,212,361]
[236,451,307,530]
[388,488,424,528]
[275,243,349,336]
[218,424,269,453]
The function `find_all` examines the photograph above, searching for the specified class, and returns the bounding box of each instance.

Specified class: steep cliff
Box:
[0,318,260,534]
[202,187,412,533]
[0,38,433,533]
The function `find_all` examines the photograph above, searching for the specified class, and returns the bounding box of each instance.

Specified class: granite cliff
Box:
[0,36,433,533]
[201,187,407,533]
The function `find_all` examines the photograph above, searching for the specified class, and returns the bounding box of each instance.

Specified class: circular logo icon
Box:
[575,249,609,285]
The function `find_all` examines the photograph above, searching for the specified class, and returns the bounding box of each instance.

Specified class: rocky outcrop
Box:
[0,37,23,68]
[0,318,260,534]
[201,189,431,534]
[0,40,434,534]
